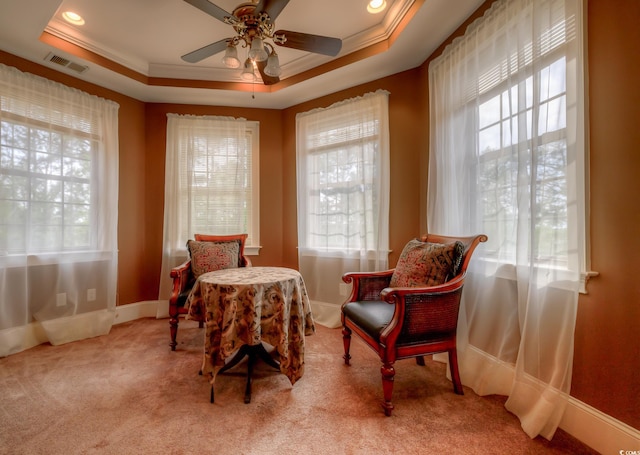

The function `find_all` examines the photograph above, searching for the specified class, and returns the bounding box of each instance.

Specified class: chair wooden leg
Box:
[342,327,352,365]
[169,316,179,351]
[415,356,425,366]
[448,348,464,395]
[381,363,395,416]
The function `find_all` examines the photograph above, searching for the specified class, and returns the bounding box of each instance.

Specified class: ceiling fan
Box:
[181,0,343,85]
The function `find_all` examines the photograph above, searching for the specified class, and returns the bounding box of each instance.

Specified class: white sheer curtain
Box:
[428,0,585,439]
[158,114,251,302]
[0,64,119,356]
[296,90,390,328]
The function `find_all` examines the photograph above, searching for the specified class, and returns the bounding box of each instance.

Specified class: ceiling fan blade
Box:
[255,60,280,86]
[181,39,229,63]
[183,0,231,23]
[275,30,342,56]
[255,0,290,20]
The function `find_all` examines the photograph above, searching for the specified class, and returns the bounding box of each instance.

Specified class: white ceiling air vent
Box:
[44,52,89,74]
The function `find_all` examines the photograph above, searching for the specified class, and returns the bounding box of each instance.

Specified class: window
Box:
[0,64,119,260]
[296,90,390,256]
[159,114,259,299]
[1,113,96,253]
[428,2,588,438]
[179,120,259,247]
[477,55,573,269]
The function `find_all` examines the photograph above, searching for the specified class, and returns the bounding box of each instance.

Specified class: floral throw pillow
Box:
[390,239,465,288]
[187,240,240,279]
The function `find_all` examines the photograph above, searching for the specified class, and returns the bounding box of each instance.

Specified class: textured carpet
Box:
[0,318,598,455]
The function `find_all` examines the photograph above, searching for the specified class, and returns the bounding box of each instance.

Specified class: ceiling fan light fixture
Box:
[264,50,282,77]
[367,0,387,14]
[248,37,268,62]
[222,43,241,68]
[241,58,256,81]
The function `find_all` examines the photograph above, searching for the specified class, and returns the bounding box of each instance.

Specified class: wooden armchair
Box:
[169,233,251,350]
[341,233,487,415]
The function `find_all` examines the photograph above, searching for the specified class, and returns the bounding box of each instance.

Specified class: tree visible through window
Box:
[477,56,572,267]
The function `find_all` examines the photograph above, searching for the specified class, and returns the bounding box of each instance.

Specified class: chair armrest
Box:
[169,259,193,305]
[378,275,467,346]
[379,274,465,301]
[342,269,394,302]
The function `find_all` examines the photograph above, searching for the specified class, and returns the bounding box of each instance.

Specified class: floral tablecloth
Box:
[186,266,315,386]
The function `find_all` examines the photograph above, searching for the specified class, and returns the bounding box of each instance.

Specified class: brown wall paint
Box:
[1,0,638,432]
[573,0,640,431]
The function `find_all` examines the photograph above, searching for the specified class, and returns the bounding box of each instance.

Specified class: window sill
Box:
[474,259,598,294]
[0,250,113,268]
[297,247,392,260]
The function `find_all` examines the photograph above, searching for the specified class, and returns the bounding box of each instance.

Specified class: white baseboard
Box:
[114,300,165,324]
[560,396,640,454]
[309,299,342,329]
[458,346,640,453]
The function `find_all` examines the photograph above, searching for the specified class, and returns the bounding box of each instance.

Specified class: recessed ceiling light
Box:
[62,11,85,26]
[367,0,387,14]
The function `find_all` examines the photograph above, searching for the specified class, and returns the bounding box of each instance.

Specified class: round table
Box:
[186,266,315,403]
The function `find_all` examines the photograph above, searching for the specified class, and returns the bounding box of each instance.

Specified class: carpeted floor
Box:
[0,318,598,455]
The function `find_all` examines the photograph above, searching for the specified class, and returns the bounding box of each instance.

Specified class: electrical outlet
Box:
[56,293,67,307]
[87,288,96,302]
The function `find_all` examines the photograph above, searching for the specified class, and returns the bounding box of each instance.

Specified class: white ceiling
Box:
[0,0,484,109]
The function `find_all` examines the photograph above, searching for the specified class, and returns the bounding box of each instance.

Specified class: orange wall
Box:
[1,0,638,432]
[572,0,640,430]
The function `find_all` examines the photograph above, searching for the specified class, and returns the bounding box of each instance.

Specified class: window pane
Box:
[0,119,96,253]
[479,95,501,129]
[176,120,256,240]
[478,56,572,264]
[302,124,381,249]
